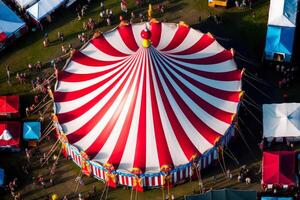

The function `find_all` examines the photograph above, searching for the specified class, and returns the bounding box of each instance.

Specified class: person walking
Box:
[6,65,11,85]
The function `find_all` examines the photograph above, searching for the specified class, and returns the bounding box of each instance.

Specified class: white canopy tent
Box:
[263,103,300,140]
[14,0,37,9]
[267,0,297,27]
[26,0,65,22]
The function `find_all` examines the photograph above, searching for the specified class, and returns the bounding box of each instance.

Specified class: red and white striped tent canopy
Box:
[54,22,243,175]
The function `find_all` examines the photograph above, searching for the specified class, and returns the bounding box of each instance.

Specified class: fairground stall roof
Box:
[0,95,19,117]
[54,21,243,182]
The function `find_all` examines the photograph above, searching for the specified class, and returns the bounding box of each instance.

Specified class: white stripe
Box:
[81,43,127,61]
[159,53,241,92]
[164,28,203,54]
[148,177,152,187]
[160,176,164,186]
[150,48,189,167]
[59,51,142,133]
[56,52,137,93]
[104,28,135,55]
[64,58,130,75]
[145,48,161,173]
[56,58,136,114]
[73,49,144,150]
[128,177,132,186]
[132,23,145,48]
[167,40,224,59]
[119,176,123,184]
[118,49,145,171]
[174,172,177,183]
[93,49,144,163]
[153,52,235,134]
[164,59,239,113]
[149,49,213,153]
[161,55,237,73]
[154,177,158,186]
[156,23,178,50]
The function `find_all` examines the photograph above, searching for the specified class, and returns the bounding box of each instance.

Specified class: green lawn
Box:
[3,0,299,199]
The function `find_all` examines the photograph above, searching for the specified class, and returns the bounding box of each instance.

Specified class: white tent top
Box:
[0,130,13,141]
[26,0,65,21]
[14,0,37,9]
[263,103,300,138]
[268,0,298,27]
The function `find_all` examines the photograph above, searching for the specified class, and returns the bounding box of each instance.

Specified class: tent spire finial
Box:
[141,28,151,48]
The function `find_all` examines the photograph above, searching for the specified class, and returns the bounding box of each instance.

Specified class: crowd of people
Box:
[1,0,300,199]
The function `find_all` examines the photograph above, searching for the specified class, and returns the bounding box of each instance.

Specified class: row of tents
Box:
[0,95,41,188]
[0,0,76,50]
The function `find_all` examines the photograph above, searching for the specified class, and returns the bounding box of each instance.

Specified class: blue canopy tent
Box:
[261,197,293,200]
[23,121,41,141]
[264,25,295,62]
[185,189,257,200]
[264,0,298,62]
[0,168,4,187]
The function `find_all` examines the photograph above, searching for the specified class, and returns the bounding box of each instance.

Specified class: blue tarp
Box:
[264,25,295,62]
[0,168,4,186]
[185,189,257,200]
[261,197,293,200]
[23,121,41,140]
[0,1,25,38]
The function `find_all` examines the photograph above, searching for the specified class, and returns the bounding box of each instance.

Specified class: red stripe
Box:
[163,54,242,81]
[170,65,241,102]
[150,22,162,47]
[55,66,125,102]
[107,50,145,168]
[57,64,121,83]
[118,25,139,52]
[169,34,215,55]
[91,35,129,57]
[65,53,141,143]
[72,51,123,67]
[158,53,241,102]
[161,25,190,52]
[148,48,201,160]
[55,53,138,102]
[151,50,222,145]
[56,66,133,124]
[158,56,235,124]
[133,50,147,172]
[169,50,233,65]
[84,51,143,159]
[148,49,173,168]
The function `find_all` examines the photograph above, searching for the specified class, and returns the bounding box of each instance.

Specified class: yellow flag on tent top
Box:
[148,4,152,20]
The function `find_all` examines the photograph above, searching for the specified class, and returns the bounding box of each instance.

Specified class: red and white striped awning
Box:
[54,21,243,175]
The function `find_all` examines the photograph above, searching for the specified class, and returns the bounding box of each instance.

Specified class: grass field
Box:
[2,0,300,199]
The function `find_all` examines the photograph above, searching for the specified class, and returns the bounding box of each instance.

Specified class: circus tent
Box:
[54,21,243,188]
